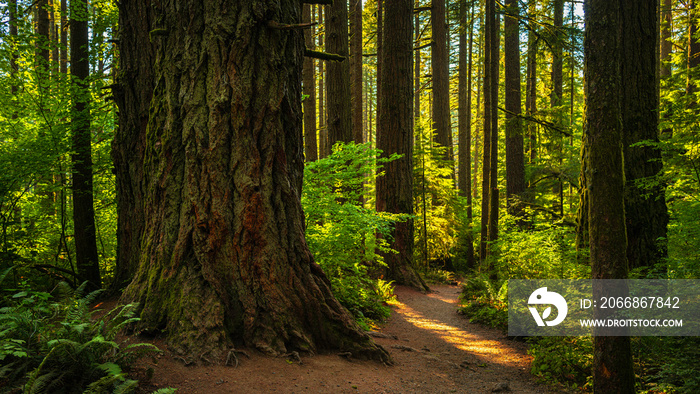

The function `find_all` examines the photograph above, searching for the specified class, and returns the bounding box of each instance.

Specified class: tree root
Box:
[225,348,251,367]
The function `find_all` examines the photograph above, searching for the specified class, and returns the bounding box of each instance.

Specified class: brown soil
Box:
[128,284,562,393]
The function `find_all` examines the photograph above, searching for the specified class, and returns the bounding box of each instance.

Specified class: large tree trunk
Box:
[115,0,389,362]
[350,0,363,144]
[9,0,18,101]
[71,0,101,290]
[584,0,635,391]
[432,0,454,169]
[486,10,500,277]
[303,5,318,162]
[458,0,476,269]
[504,0,525,217]
[326,0,353,146]
[377,0,428,292]
[621,0,668,272]
[660,0,672,78]
[110,0,154,292]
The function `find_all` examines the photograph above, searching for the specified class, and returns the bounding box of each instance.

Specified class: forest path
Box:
[137,284,559,393]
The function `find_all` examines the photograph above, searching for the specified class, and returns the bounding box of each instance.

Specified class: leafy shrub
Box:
[457,273,508,331]
[0,279,160,393]
[302,142,403,328]
[528,336,593,390]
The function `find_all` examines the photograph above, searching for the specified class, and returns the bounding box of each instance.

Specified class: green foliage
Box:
[528,337,593,390]
[0,281,160,393]
[302,142,403,328]
[457,273,508,331]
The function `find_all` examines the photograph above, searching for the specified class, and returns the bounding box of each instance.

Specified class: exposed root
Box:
[225,348,251,367]
[366,331,398,340]
[391,344,421,352]
[281,351,303,364]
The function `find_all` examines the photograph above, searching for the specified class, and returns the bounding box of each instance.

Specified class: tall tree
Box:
[552,0,565,217]
[114,0,389,361]
[660,0,672,78]
[350,0,363,143]
[36,0,50,72]
[9,0,18,103]
[71,0,101,290]
[526,1,538,165]
[621,0,668,272]
[432,0,454,168]
[318,7,329,159]
[303,5,318,162]
[458,0,476,268]
[110,0,155,292]
[377,0,428,291]
[60,0,67,75]
[480,0,495,261]
[504,0,525,217]
[584,0,635,391]
[486,8,500,272]
[688,0,700,104]
[326,0,353,145]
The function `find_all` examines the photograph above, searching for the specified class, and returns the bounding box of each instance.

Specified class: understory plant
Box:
[302,142,404,328]
[0,274,160,393]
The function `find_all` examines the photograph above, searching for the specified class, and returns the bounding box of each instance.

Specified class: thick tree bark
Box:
[504,0,525,217]
[584,0,635,391]
[432,0,454,169]
[326,0,353,146]
[377,0,428,292]
[303,5,318,162]
[110,0,154,292]
[458,0,476,269]
[621,0,668,272]
[71,0,101,291]
[350,0,363,144]
[115,0,389,362]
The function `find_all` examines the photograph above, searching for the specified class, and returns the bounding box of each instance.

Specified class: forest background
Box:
[0,0,699,392]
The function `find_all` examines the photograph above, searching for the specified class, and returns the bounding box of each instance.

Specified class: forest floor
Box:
[128,284,565,393]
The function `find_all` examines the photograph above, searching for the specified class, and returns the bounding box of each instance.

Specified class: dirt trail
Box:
[136,285,558,393]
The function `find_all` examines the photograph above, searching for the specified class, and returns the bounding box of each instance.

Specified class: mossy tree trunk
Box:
[584,0,635,391]
[114,0,389,362]
[377,0,428,292]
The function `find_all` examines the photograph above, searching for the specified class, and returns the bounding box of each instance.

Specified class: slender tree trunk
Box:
[49,0,59,77]
[504,0,525,217]
[552,0,564,217]
[480,0,494,262]
[303,5,318,162]
[622,0,669,272]
[473,22,483,202]
[415,6,421,122]
[459,0,476,269]
[115,0,390,362]
[71,0,101,290]
[319,7,328,159]
[486,9,500,277]
[9,0,18,103]
[60,0,67,75]
[584,0,635,391]
[36,0,50,73]
[432,0,454,170]
[526,1,538,166]
[351,0,363,144]
[660,0,673,78]
[688,0,700,105]
[327,0,353,146]
[110,0,155,292]
[377,0,428,292]
[377,0,383,143]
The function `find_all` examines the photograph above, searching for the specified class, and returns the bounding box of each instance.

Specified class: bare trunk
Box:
[526,1,538,166]
[327,0,353,145]
[552,0,564,217]
[432,0,454,171]
[71,0,101,290]
[480,0,494,262]
[303,5,318,162]
[350,0,364,143]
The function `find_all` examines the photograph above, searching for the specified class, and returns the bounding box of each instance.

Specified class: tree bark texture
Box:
[504,0,525,215]
[432,0,454,168]
[377,0,428,292]
[660,0,672,78]
[303,4,318,162]
[621,0,668,271]
[350,0,364,144]
[115,0,389,362]
[552,0,565,217]
[111,0,155,292]
[326,0,353,146]
[584,0,635,391]
[71,0,101,290]
[526,0,538,165]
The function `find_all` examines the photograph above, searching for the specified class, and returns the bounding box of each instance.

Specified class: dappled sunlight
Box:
[390,296,528,368]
